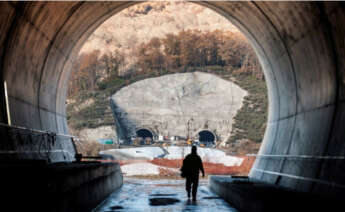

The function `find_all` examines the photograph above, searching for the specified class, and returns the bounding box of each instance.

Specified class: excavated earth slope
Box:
[111,72,247,143]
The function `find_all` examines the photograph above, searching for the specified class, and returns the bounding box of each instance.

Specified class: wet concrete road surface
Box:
[93,178,238,212]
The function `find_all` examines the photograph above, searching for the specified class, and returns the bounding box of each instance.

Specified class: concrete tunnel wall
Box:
[0,1,344,195]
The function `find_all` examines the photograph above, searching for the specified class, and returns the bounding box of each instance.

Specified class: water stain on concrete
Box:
[149,197,180,206]
[110,205,123,210]
[155,183,183,187]
[203,196,222,200]
[150,193,177,197]
[94,178,238,211]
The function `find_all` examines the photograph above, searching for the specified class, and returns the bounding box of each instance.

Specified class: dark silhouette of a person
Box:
[181,145,205,201]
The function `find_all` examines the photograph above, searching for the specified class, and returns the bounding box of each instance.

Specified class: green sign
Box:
[98,138,114,145]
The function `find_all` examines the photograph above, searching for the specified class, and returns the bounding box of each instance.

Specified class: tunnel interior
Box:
[136,129,153,139]
[198,130,215,145]
[0,1,345,209]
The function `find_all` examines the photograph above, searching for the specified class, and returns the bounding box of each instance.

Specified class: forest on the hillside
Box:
[67,30,267,147]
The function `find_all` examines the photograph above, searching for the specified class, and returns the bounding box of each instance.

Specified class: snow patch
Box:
[101,147,165,160]
[102,146,243,166]
[165,146,243,166]
[121,162,160,176]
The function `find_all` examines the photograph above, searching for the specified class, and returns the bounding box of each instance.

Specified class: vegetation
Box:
[228,73,268,143]
[67,30,267,145]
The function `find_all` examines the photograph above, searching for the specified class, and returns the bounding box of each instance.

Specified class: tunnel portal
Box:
[110,72,244,144]
[136,128,153,139]
[198,130,215,145]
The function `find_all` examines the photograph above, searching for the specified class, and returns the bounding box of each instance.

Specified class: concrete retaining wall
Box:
[209,175,343,212]
[2,161,123,211]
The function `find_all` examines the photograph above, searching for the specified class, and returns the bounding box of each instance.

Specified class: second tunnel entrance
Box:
[136,128,154,144]
[198,130,215,146]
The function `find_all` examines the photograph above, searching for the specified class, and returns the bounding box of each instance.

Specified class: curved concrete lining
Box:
[0,1,344,195]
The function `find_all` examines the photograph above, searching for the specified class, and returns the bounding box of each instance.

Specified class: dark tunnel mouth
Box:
[136,129,154,139]
[198,130,216,144]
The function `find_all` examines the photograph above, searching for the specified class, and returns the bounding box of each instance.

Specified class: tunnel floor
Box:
[93,178,238,212]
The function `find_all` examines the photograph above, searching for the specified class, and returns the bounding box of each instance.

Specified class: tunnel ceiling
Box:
[0,1,345,195]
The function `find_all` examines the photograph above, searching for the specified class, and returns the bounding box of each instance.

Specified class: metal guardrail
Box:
[0,122,78,160]
[0,122,78,139]
[0,123,117,163]
[247,154,345,160]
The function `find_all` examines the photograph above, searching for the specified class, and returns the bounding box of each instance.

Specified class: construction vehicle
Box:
[187,138,193,145]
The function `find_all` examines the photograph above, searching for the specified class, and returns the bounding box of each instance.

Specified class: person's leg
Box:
[192,176,199,201]
[186,177,191,198]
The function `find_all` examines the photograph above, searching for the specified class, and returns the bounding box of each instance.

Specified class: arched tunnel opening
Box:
[0,1,345,211]
[136,129,153,139]
[198,130,215,145]
[135,128,153,145]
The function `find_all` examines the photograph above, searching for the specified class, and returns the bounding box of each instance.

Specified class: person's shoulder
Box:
[190,154,201,159]
[196,154,202,160]
[185,154,192,159]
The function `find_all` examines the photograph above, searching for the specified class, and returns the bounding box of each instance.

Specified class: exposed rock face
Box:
[79,126,116,142]
[111,72,247,144]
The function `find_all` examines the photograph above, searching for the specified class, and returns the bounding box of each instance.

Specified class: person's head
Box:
[191,145,197,154]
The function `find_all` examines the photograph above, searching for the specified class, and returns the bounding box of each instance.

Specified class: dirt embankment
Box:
[151,156,255,176]
[116,156,255,179]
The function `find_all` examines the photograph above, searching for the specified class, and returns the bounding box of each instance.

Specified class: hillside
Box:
[81,2,238,55]
[80,1,238,72]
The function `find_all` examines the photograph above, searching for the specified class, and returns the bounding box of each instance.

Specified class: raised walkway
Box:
[1,161,123,212]
[210,175,345,212]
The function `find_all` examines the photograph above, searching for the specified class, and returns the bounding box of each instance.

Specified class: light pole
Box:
[186,118,194,145]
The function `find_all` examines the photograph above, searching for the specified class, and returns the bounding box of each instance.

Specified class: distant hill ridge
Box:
[80,1,238,56]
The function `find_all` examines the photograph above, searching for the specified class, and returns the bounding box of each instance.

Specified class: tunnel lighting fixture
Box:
[4,81,11,126]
